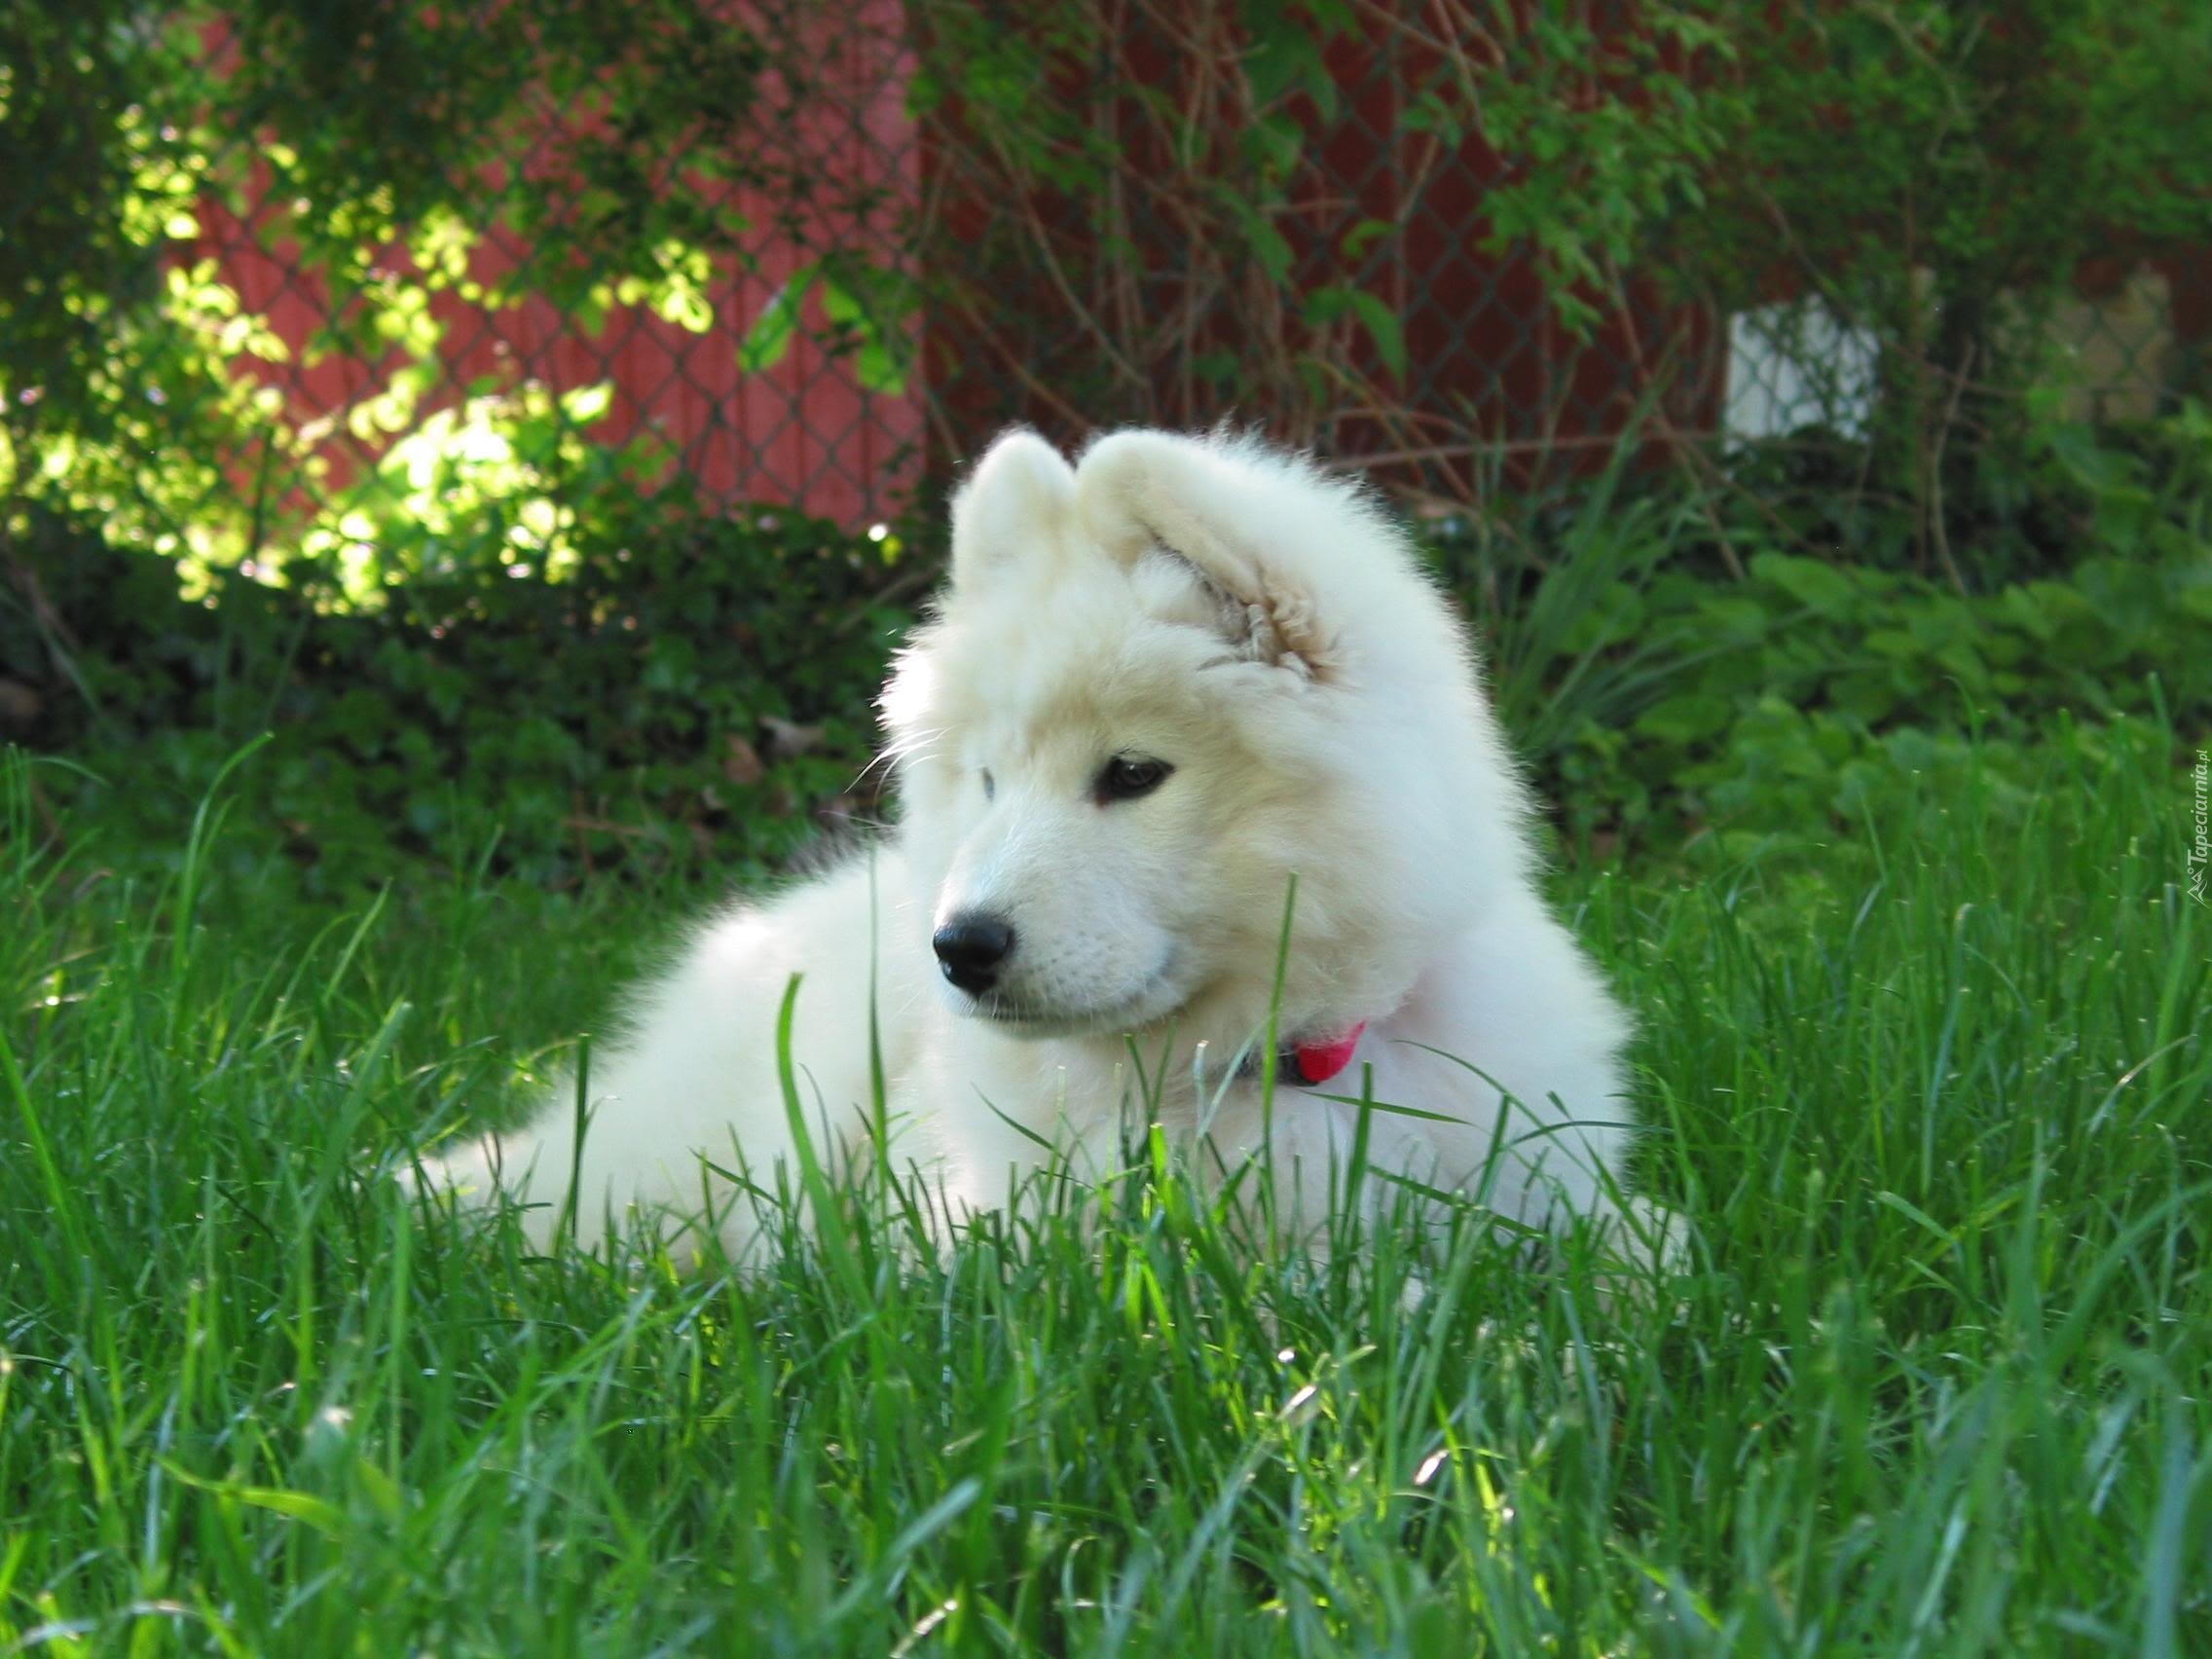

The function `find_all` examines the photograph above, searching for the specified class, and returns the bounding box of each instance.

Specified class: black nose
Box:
[933,916,1015,994]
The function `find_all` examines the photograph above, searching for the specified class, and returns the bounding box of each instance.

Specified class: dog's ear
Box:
[949,428,1077,591]
[1077,429,1336,680]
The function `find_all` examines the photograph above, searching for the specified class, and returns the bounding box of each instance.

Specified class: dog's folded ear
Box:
[1077,428,1337,680]
[949,428,1078,591]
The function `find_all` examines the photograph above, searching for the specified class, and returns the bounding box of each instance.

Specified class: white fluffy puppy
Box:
[434,427,1642,1255]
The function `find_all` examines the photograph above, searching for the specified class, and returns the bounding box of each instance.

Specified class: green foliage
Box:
[218,0,770,288]
[1547,558,2198,859]
[6,494,913,894]
[908,0,1410,435]
[904,0,2212,556]
[1463,0,2212,346]
[1450,408,2212,858]
[739,254,921,395]
[0,5,208,448]
[0,4,274,566]
[1456,6,1736,337]
[1456,0,2212,546]
[1710,403,2212,581]
[0,0,911,587]
[304,381,632,605]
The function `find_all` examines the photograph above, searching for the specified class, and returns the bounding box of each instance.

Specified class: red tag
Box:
[1288,1022,1366,1087]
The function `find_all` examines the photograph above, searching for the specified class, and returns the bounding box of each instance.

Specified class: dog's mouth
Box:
[955,956,1190,1038]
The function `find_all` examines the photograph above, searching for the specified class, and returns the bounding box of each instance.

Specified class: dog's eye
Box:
[1095,755,1173,804]
[980,768,995,801]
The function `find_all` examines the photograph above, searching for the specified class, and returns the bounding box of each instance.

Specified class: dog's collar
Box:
[1243,1021,1367,1088]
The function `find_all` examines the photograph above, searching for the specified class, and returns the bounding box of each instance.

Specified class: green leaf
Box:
[1224,198,1295,284]
[160,1461,350,1539]
[1634,693,1734,745]
[1751,552,1857,615]
[1348,288,1409,382]
[737,266,816,376]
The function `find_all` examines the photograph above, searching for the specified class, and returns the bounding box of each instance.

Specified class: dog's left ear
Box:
[1077,429,1336,680]
[949,428,1078,591]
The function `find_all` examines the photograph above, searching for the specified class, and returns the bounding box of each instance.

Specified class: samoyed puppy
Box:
[433,427,1645,1256]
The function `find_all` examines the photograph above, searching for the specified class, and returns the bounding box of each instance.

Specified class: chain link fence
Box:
[6,1,2207,556]
[180,0,925,537]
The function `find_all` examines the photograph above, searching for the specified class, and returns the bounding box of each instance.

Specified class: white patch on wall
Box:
[1723,300,1882,443]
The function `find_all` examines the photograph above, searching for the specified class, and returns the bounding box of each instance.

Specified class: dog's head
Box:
[880,427,1530,1051]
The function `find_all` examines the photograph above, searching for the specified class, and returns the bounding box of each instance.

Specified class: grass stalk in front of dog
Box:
[2,719,2207,1656]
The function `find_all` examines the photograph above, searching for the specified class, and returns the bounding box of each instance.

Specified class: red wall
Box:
[195,0,923,532]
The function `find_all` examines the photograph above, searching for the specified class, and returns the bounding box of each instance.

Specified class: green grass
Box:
[2,717,2208,1656]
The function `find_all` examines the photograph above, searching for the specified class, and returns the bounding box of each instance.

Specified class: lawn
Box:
[1,717,2207,1655]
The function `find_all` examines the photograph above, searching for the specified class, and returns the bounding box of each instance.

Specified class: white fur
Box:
[430,428,1641,1255]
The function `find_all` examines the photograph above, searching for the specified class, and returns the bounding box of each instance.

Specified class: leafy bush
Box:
[1548,551,2206,853]
[5,494,914,893]
[1479,0,2212,343]
[0,0,911,586]
[1459,410,2212,859]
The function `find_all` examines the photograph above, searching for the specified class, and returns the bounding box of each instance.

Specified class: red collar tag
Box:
[1285,1022,1366,1087]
